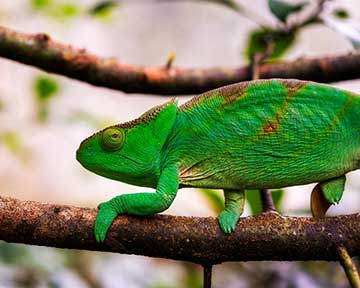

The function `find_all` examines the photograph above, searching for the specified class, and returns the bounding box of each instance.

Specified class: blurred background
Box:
[0,0,359,287]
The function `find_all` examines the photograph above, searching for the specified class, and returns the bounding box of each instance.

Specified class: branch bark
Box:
[1,196,360,264]
[0,26,359,95]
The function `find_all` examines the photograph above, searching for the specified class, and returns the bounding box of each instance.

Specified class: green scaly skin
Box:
[76,79,360,242]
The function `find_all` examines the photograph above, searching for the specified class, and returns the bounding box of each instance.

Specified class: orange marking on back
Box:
[263,121,278,133]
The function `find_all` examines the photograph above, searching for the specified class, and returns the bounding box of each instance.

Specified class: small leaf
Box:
[57,3,79,18]
[89,1,118,18]
[199,189,224,214]
[245,29,296,60]
[31,0,52,10]
[0,131,30,162]
[268,0,308,23]
[34,76,59,102]
[47,3,80,19]
[333,8,350,19]
[33,76,59,122]
[1,131,22,155]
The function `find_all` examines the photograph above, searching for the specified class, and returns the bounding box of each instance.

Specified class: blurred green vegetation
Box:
[245,29,296,60]
[333,8,349,19]
[268,0,308,23]
[89,0,118,19]
[30,0,120,20]
[30,0,80,20]
[200,189,224,214]
[0,131,29,162]
[33,75,59,123]
[200,189,284,215]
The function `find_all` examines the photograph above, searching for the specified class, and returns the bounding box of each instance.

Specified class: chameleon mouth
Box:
[76,149,95,167]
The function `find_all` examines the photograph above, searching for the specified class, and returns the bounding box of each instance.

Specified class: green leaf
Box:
[32,0,80,20]
[34,76,59,102]
[333,8,350,19]
[57,3,79,18]
[47,3,80,19]
[31,0,52,10]
[1,131,23,155]
[198,189,224,214]
[33,76,59,122]
[0,131,31,162]
[89,1,118,18]
[268,0,308,23]
[245,29,295,60]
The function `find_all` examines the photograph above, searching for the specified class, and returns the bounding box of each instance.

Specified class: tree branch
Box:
[0,26,359,95]
[337,246,360,288]
[1,196,360,264]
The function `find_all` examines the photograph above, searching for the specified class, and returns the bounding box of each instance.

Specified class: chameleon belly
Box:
[170,79,360,190]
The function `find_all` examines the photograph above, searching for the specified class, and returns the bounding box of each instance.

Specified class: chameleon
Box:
[76,79,360,243]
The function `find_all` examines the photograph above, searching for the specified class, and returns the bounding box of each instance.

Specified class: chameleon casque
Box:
[76,79,360,242]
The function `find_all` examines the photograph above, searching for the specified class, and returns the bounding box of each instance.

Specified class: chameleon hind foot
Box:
[218,189,245,234]
[311,175,345,219]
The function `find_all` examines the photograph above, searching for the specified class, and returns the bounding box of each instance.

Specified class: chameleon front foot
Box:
[218,189,245,234]
[94,201,119,243]
[218,210,240,234]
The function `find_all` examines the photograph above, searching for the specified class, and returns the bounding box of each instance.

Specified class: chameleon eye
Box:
[101,128,125,151]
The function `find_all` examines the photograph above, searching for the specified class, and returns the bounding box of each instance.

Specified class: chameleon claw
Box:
[94,203,118,243]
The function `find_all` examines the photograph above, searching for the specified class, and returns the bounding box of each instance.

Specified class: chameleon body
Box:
[76,79,360,242]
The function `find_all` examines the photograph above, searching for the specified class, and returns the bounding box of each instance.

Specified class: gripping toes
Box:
[94,202,118,242]
[218,210,240,234]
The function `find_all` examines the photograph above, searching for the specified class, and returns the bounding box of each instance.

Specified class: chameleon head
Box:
[76,99,178,188]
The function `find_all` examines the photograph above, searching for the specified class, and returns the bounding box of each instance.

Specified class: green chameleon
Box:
[76,79,360,243]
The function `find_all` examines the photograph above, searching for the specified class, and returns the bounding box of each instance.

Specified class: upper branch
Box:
[1,196,360,264]
[0,26,359,95]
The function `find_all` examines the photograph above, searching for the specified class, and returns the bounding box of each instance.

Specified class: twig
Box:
[286,0,328,31]
[203,264,212,288]
[165,52,175,70]
[0,26,359,95]
[1,196,360,263]
[337,246,360,288]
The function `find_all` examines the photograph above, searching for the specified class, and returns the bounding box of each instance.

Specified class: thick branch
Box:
[1,196,360,264]
[0,26,359,95]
